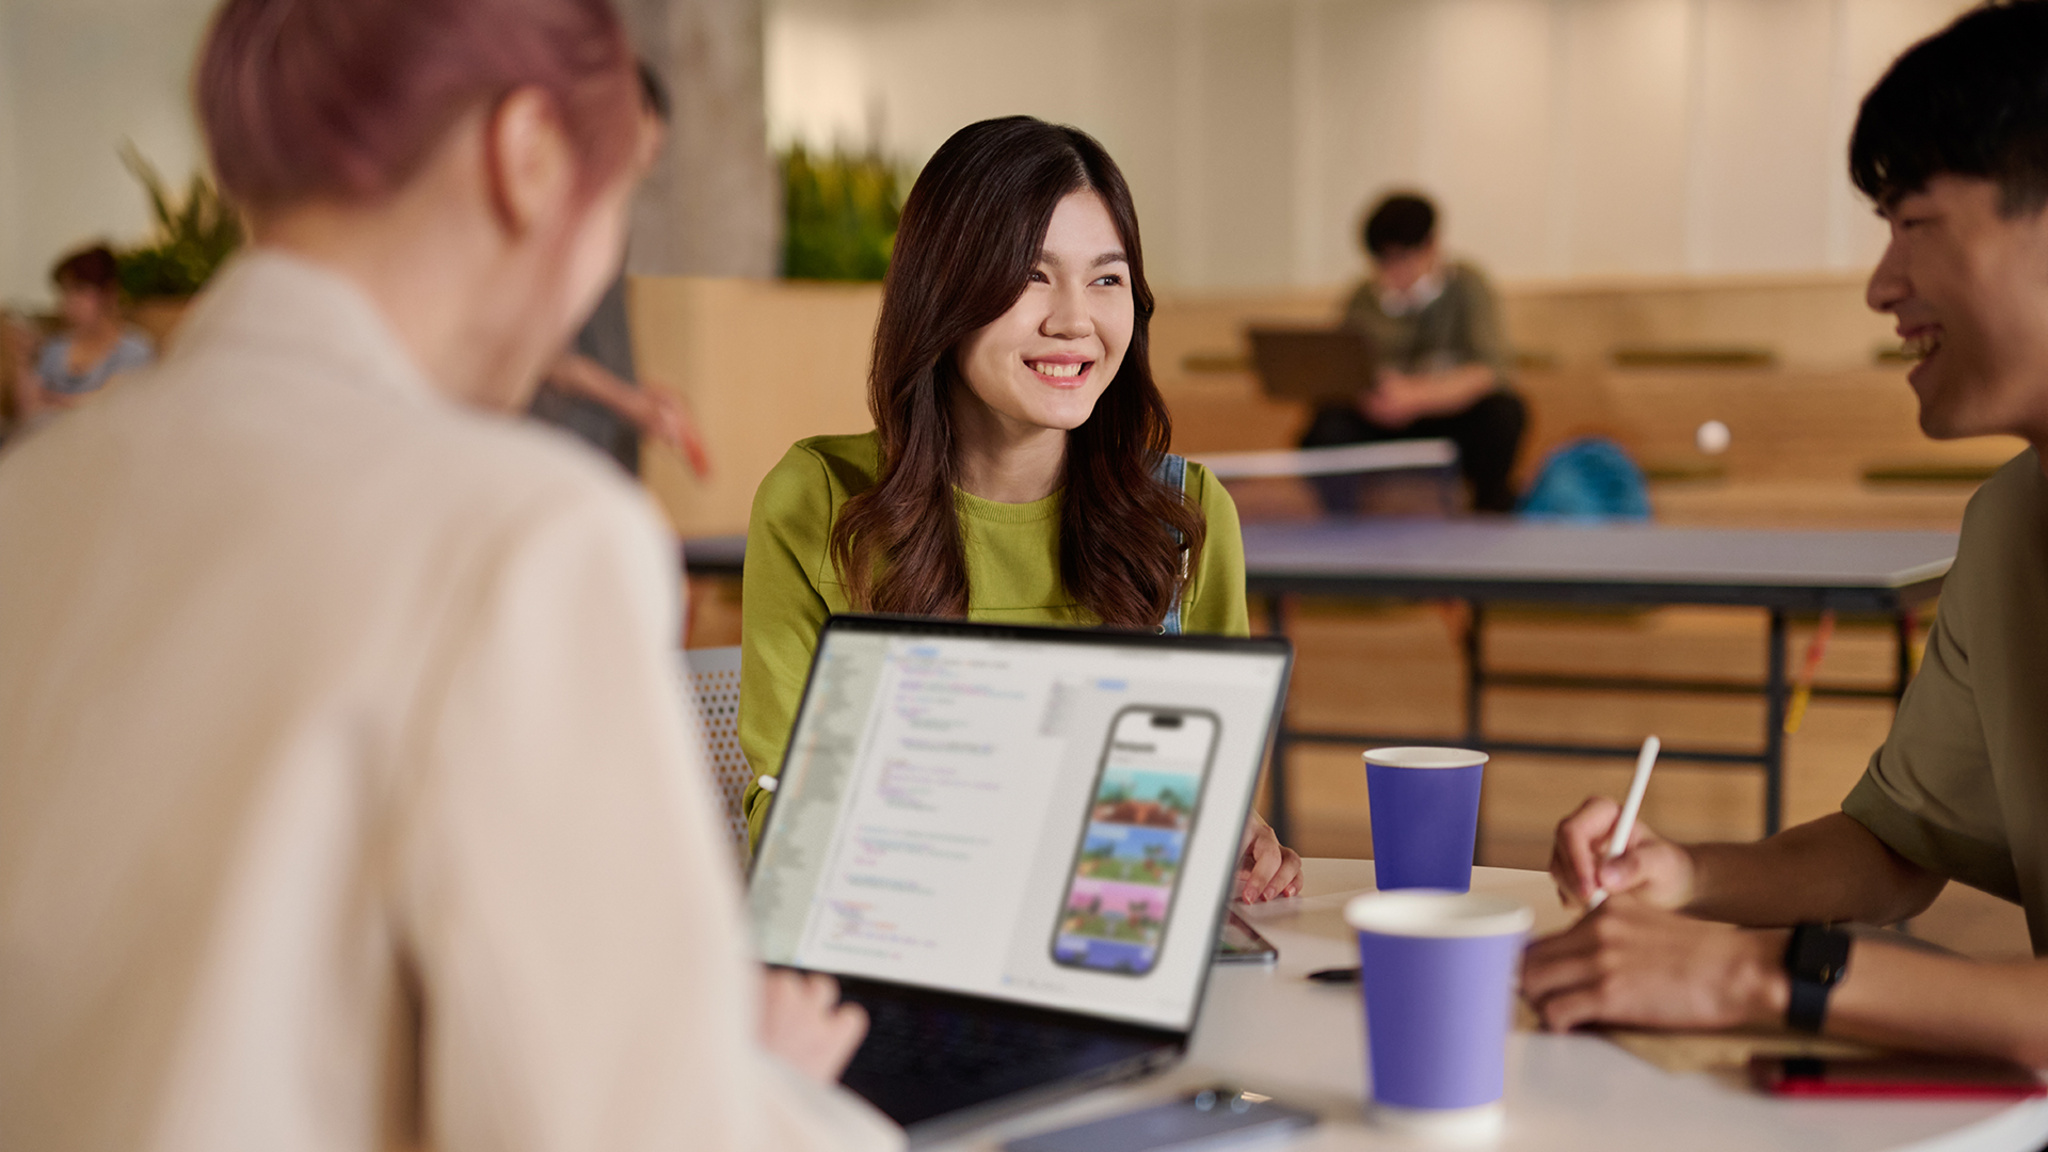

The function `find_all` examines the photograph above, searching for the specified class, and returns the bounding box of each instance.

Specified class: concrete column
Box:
[619,0,780,278]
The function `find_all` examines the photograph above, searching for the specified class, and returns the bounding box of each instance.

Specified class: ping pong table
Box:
[679,520,1957,847]
[1241,519,1956,845]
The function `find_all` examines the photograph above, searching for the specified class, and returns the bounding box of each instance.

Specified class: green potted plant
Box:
[780,144,903,282]
[114,144,243,341]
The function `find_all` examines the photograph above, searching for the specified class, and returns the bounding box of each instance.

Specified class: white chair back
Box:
[680,646,749,863]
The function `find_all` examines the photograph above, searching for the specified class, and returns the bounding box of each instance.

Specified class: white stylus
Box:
[1587,735,1660,910]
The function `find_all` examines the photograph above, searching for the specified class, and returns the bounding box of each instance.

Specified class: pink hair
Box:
[196,0,641,212]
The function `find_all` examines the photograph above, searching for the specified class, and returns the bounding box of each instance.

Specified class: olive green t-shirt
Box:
[1843,448,2048,953]
[1340,260,1511,386]
[738,431,1251,846]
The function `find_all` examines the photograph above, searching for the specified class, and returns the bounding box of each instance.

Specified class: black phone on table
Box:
[1748,1054,2045,1099]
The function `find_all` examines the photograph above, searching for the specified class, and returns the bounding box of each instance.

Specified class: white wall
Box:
[0,0,1974,305]
[0,0,216,309]
[765,0,1973,290]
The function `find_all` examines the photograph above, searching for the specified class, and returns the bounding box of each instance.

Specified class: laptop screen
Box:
[748,618,1290,1033]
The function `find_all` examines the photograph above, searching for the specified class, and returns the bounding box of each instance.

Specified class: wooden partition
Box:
[630,276,881,536]
[627,271,2024,537]
[1141,272,2023,527]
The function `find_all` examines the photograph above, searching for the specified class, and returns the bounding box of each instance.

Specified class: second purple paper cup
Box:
[1365,746,1488,892]
[1346,890,1533,1138]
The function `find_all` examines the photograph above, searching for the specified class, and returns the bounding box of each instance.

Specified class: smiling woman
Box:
[738,116,1301,900]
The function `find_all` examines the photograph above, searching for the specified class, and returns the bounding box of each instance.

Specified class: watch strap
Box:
[1783,922,1852,1034]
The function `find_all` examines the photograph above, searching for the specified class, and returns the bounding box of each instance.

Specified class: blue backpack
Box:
[1518,438,1651,521]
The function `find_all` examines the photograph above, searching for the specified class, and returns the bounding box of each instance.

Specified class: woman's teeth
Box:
[1902,332,1942,361]
[1031,361,1087,378]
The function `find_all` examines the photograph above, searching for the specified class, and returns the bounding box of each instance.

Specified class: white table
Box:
[934,859,2048,1151]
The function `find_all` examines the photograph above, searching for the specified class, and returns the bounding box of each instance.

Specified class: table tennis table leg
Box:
[1464,600,1487,865]
[1264,592,1295,847]
[1763,609,1788,838]
[1894,609,1916,703]
[1462,600,1486,746]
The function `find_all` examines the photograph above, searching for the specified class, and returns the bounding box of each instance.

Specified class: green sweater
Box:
[738,432,1250,845]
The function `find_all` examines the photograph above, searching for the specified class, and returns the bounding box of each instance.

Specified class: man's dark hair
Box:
[1362,193,1437,259]
[1850,1,2048,215]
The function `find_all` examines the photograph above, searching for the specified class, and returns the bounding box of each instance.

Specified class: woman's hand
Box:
[1236,810,1303,902]
[759,969,868,1084]
[1549,795,1696,912]
[634,383,711,477]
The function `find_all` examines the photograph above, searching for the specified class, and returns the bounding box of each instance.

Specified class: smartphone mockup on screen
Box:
[1052,706,1221,976]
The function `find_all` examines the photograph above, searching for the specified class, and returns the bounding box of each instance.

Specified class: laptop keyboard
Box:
[852,995,1104,1087]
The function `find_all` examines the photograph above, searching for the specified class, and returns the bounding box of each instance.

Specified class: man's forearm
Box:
[1829,941,2048,1066]
[1406,363,1495,418]
[1687,813,1945,926]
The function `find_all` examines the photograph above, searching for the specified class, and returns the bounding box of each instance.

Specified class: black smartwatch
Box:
[1783,922,1853,1034]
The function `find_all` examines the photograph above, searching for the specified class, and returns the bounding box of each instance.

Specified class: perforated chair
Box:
[680,646,749,863]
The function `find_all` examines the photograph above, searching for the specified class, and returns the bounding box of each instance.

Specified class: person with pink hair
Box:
[0,2,896,1150]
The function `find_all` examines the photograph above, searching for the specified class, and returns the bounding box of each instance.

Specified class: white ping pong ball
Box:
[1696,420,1731,455]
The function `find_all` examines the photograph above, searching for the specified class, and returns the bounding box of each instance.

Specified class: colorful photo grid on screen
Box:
[1054,767,1197,975]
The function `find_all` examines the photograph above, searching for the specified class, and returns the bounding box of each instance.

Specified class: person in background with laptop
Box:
[1522,0,2048,1066]
[0,1,895,1149]
[1299,192,1527,513]
[738,116,1302,904]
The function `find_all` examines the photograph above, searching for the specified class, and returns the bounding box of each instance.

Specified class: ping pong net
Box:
[1192,439,1461,519]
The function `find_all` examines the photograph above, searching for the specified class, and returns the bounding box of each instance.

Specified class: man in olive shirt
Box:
[1300,193,1526,512]
[1521,1,2048,1066]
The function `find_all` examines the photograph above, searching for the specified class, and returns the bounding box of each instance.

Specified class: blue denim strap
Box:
[1152,452,1189,634]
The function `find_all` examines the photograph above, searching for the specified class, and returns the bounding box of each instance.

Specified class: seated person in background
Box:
[1522,0,2048,1066]
[0,0,894,1148]
[529,64,709,478]
[739,116,1301,903]
[1300,193,1526,513]
[5,244,154,426]
[533,274,708,476]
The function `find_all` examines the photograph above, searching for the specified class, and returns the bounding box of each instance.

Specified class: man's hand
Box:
[1359,370,1423,429]
[1549,795,1696,911]
[1236,811,1303,903]
[1520,901,1788,1033]
[759,969,868,1084]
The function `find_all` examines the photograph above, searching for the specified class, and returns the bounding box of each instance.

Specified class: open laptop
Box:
[747,615,1293,1140]
[1247,326,1378,404]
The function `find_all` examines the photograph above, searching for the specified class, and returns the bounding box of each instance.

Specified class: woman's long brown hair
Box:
[830,117,1203,628]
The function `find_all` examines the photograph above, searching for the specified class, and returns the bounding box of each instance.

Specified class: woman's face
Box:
[955,190,1135,436]
[58,283,112,330]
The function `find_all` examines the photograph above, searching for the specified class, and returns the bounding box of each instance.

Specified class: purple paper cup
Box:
[1365,747,1487,892]
[1345,890,1532,1139]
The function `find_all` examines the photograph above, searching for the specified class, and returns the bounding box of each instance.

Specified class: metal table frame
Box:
[678,530,1951,848]
[1250,569,1944,849]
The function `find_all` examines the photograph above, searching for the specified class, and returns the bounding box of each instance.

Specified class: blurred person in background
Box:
[4,244,155,430]
[0,1,894,1150]
[531,62,709,478]
[1300,192,1527,513]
